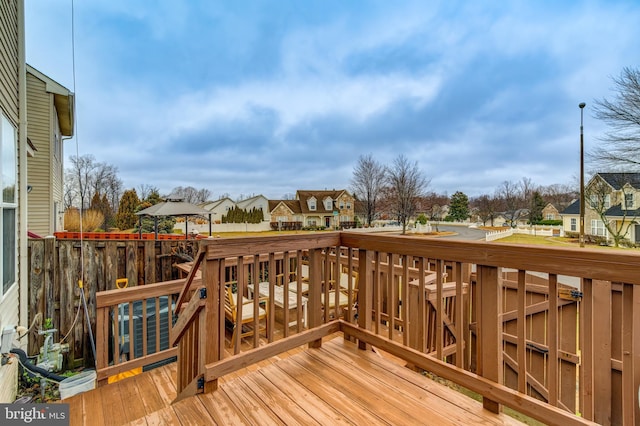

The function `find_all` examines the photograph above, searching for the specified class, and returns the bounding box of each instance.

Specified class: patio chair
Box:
[225,286,268,347]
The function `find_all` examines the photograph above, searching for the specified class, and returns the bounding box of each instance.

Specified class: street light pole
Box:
[579,102,586,248]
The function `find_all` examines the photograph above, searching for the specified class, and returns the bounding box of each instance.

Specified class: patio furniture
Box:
[248,282,308,328]
[225,286,268,347]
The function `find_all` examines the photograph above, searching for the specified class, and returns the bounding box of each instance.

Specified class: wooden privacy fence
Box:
[26,237,202,368]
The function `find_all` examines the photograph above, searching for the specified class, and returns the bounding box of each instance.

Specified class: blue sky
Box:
[25,0,640,200]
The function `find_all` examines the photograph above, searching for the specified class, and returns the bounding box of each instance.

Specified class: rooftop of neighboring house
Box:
[268,199,302,214]
[595,172,640,189]
[296,189,350,214]
[561,200,580,215]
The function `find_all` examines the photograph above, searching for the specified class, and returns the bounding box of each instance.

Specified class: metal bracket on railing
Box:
[199,287,207,299]
[558,288,583,301]
[197,376,205,390]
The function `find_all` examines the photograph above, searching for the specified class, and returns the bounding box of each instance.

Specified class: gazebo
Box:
[135,198,212,239]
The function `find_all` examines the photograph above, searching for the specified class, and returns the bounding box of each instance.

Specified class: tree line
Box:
[64,155,211,231]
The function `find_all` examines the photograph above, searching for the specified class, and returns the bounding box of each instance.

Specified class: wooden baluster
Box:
[477,265,502,414]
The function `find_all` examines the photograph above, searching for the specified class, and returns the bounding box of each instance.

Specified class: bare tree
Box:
[66,155,96,210]
[497,180,526,226]
[137,184,159,201]
[590,67,640,167]
[472,194,500,226]
[519,177,537,208]
[539,183,578,207]
[351,154,387,226]
[385,155,430,234]
[65,154,123,212]
[169,186,211,204]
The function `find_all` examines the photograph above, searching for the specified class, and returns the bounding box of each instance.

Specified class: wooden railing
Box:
[95,279,190,384]
[99,231,640,425]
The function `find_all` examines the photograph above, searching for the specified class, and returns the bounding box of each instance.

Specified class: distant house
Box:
[201,195,270,224]
[268,199,303,230]
[26,65,74,236]
[269,190,357,229]
[236,195,270,223]
[541,203,563,221]
[201,197,236,223]
[561,172,640,244]
[498,209,529,227]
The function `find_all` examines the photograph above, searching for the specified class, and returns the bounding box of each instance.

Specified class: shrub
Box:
[82,210,105,231]
[538,220,562,226]
[63,208,105,232]
[64,208,80,231]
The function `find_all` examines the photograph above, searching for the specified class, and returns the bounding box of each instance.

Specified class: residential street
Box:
[433,224,488,241]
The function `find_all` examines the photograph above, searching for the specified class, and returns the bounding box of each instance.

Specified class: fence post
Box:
[477,265,502,414]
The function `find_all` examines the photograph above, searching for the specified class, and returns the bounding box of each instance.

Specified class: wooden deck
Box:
[67,337,523,425]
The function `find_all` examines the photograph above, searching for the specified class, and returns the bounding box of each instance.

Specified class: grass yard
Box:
[493,233,640,251]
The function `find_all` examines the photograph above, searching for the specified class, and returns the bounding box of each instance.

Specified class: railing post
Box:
[592,280,611,424]
[357,249,373,351]
[207,257,224,392]
[477,265,502,414]
[95,306,109,387]
[308,249,323,348]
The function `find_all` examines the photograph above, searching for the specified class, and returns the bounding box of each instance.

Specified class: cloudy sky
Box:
[25,0,640,200]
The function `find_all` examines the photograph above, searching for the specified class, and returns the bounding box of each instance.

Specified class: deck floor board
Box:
[68,337,525,425]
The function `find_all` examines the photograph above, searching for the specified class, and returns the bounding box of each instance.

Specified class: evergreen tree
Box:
[116,189,140,230]
[449,191,470,222]
[145,189,163,205]
[529,191,546,225]
[89,192,113,230]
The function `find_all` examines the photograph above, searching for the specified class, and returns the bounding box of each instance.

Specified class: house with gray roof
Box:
[560,172,640,244]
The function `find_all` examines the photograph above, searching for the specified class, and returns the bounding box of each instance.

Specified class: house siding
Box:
[0,0,20,332]
[0,0,19,126]
[26,72,54,235]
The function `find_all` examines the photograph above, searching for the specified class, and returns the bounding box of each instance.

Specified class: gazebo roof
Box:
[136,199,211,217]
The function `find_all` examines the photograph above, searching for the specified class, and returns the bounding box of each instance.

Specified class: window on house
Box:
[570,218,576,231]
[324,199,332,210]
[1,114,17,297]
[546,213,554,220]
[625,193,634,209]
[346,202,352,209]
[339,201,344,209]
[308,219,317,226]
[589,194,610,209]
[591,219,606,236]
[309,199,316,211]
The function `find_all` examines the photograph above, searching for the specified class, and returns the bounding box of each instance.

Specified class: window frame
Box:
[590,219,606,237]
[1,113,17,299]
[625,193,634,209]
